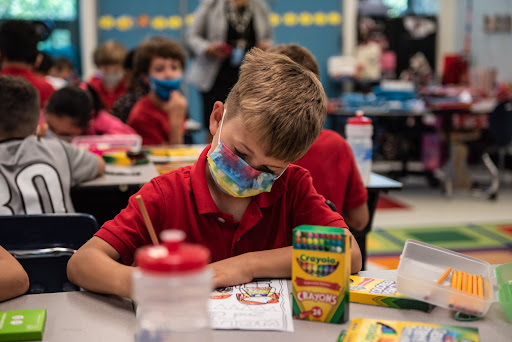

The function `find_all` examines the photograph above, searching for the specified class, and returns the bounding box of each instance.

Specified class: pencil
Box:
[456,270,462,290]
[135,195,159,245]
[483,276,490,299]
[472,274,478,296]
[467,273,473,293]
[477,275,483,298]
[436,267,452,284]
[450,270,458,289]
[462,272,468,292]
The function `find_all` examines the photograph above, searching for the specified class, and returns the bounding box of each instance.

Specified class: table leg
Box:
[354,189,381,270]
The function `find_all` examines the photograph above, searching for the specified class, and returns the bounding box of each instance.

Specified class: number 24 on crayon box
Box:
[292,225,351,324]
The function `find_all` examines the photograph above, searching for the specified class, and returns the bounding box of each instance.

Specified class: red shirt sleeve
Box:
[94,178,168,265]
[290,168,348,229]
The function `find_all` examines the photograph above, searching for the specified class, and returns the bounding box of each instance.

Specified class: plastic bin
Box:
[396,240,507,317]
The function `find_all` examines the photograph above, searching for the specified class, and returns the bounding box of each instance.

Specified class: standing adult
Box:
[186,0,272,141]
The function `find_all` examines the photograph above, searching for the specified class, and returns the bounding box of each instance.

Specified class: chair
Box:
[0,213,99,294]
[475,100,512,199]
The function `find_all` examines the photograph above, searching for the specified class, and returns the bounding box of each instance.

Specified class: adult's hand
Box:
[206,42,231,59]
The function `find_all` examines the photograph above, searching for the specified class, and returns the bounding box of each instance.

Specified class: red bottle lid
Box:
[135,230,210,273]
[347,110,372,125]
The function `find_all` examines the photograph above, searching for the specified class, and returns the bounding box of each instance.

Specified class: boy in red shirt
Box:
[87,40,127,111]
[67,49,362,298]
[0,20,54,109]
[127,37,187,145]
[271,44,369,231]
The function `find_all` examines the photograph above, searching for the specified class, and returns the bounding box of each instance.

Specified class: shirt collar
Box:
[191,145,287,215]
[1,66,33,77]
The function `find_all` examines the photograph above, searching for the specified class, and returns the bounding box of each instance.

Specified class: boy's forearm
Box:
[169,124,184,145]
[0,261,29,302]
[247,239,362,278]
[67,248,133,298]
[247,247,293,280]
[350,235,363,274]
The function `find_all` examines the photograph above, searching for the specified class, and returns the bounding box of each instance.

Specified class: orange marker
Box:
[436,267,452,284]
[467,273,473,293]
[456,270,462,290]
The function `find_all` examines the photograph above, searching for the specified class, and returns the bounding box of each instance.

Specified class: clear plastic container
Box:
[132,230,213,341]
[396,240,495,317]
[346,110,373,186]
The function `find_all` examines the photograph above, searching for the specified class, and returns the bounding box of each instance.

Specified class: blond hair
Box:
[225,48,326,162]
[93,40,126,66]
[270,44,320,77]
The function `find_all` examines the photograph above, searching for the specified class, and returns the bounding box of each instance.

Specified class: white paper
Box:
[208,279,294,332]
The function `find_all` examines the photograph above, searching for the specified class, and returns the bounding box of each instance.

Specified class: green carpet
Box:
[367,222,512,269]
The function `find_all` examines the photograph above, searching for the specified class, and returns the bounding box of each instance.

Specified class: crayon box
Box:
[349,275,433,312]
[292,225,350,323]
[338,318,479,342]
[0,309,46,342]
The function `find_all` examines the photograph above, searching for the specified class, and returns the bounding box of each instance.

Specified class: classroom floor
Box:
[367,171,512,270]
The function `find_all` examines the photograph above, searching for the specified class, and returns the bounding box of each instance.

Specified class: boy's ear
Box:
[34,53,43,69]
[209,101,225,137]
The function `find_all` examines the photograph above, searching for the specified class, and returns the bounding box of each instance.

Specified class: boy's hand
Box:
[162,91,187,119]
[209,254,254,288]
[36,123,48,138]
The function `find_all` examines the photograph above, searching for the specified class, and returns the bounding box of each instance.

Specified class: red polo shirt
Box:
[88,75,126,111]
[95,145,347,265]
[295,129,368,213]
[1,66,54,108]
[126,95,172,145]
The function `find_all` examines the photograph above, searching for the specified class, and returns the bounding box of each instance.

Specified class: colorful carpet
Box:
[367,222,512,269]
[376,194,411,210]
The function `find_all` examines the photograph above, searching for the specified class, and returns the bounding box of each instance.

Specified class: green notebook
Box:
[0,309,46,342]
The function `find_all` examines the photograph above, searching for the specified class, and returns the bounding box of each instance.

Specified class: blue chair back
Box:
[0,213,99,294]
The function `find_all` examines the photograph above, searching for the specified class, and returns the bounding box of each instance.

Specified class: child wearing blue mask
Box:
[126,37,187,145]
[68,48,362,298]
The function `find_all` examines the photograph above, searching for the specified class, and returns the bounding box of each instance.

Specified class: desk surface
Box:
[367,172,402,190]
[78,163,159,188]
[0,270,508,342]
[77,160,401,192]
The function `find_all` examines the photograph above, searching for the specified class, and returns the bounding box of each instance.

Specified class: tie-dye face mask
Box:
[207,111,286,198]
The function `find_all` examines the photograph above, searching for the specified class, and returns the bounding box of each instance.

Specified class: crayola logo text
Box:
[296,291,338,306]
[299,254,336,265]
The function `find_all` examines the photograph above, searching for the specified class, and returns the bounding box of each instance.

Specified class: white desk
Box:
[78,163,159,188]
[0,270,509,342]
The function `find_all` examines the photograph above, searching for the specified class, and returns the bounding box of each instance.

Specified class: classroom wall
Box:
[458,0,512,82]
[96,0,344,131]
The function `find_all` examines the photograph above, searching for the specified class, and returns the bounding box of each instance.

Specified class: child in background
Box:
[127,37,187,145]
[0,19,54,108]
[34,53,67,90]
[0,75,105,214]
[0,245,29,302]
[88,40,127,111]
[112,48,149,123]
[45,85,136,139]
[67,49,362,299]
[49,57,74,83]
[270,44,369,231]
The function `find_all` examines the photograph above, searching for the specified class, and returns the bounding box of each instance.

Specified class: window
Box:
[0,0,80,73]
